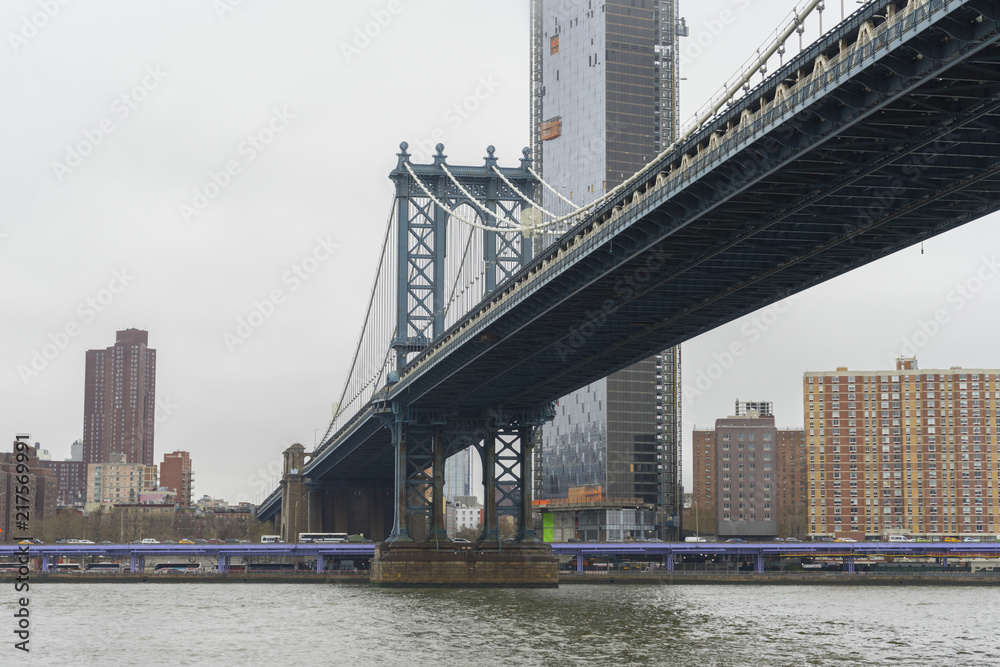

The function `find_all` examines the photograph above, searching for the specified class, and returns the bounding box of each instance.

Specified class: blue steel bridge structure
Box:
[256,0,1000,545]
[4,542,1000,575]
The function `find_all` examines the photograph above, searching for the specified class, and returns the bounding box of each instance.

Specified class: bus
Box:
[298,533,348,543]
[85,563,123,573]
[260,535,283,544]
[55,563,83,573]
[153,563,203,573]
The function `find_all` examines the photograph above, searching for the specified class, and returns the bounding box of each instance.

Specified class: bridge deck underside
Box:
[272,1,1000,503]
[399,9,1000,412]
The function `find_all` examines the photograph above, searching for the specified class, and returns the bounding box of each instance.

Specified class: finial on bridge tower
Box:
[396,141,410,170]
[520,146,533,171]
[433,143,447,166]
[484,145,498,168]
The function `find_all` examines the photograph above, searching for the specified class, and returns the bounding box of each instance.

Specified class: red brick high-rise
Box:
[160,451,193,509]
[82,329,157,466]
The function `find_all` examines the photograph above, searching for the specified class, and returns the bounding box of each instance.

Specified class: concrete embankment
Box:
[558,572,1000,586]
[6,572,1000,585]
[1,572,370,584]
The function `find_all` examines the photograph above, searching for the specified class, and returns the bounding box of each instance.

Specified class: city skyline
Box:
[2,0,999,505]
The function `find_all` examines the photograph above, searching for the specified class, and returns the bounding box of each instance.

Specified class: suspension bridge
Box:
[256,0,1000,584]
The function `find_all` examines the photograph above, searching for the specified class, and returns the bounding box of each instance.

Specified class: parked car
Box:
[206,539,223,544]
[784,537,802,542]
[963,537,982,542]
[179,539,195,544]
[140,538,159,544]
[193,539,208,544]
[834,538,857,543]
[725,538,746,543]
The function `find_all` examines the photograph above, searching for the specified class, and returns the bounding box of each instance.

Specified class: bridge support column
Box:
[516,425,538,542]
[130,554,144,573]
[665,554,674,572]
[577,553,584,572]
[41,555,50,573]
[430,427,449,542]
[387,422,412,543]
[218,555,230,573]
[316,554,324,574]
[842,556,855,574]
[479,421,499,543]
[754,554,764,574]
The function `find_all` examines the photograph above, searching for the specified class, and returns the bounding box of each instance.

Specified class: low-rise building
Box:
[0,440,58,540]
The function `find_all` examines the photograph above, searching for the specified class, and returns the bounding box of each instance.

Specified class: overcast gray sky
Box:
[3,0,998,505]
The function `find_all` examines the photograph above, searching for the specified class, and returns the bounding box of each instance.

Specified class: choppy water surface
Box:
[7,583,1000,665]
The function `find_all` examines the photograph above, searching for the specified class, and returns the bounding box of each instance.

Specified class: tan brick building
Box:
[805,358,999,540]
[86,454,158,506]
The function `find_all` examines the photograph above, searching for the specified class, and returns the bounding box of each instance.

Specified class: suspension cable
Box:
[320,199,395,444]
[405,162,527,232]
[440,163,523,228]
[490,165,560,221]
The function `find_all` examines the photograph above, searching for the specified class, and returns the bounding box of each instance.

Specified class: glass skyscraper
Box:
[530,0,683,539]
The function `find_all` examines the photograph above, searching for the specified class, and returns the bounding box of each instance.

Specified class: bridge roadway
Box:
[4,542,1000,575]
[261,0,1000,515]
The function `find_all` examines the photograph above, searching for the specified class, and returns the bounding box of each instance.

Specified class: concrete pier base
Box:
[371,541,558,587]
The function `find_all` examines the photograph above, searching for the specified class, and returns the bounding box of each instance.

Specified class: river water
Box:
[6,582,1000,666]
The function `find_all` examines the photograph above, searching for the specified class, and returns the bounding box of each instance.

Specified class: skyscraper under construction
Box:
[530,0,685,540]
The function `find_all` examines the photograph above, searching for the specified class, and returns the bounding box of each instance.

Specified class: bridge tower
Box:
[371,144,558,585]
[388,142,536,371]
